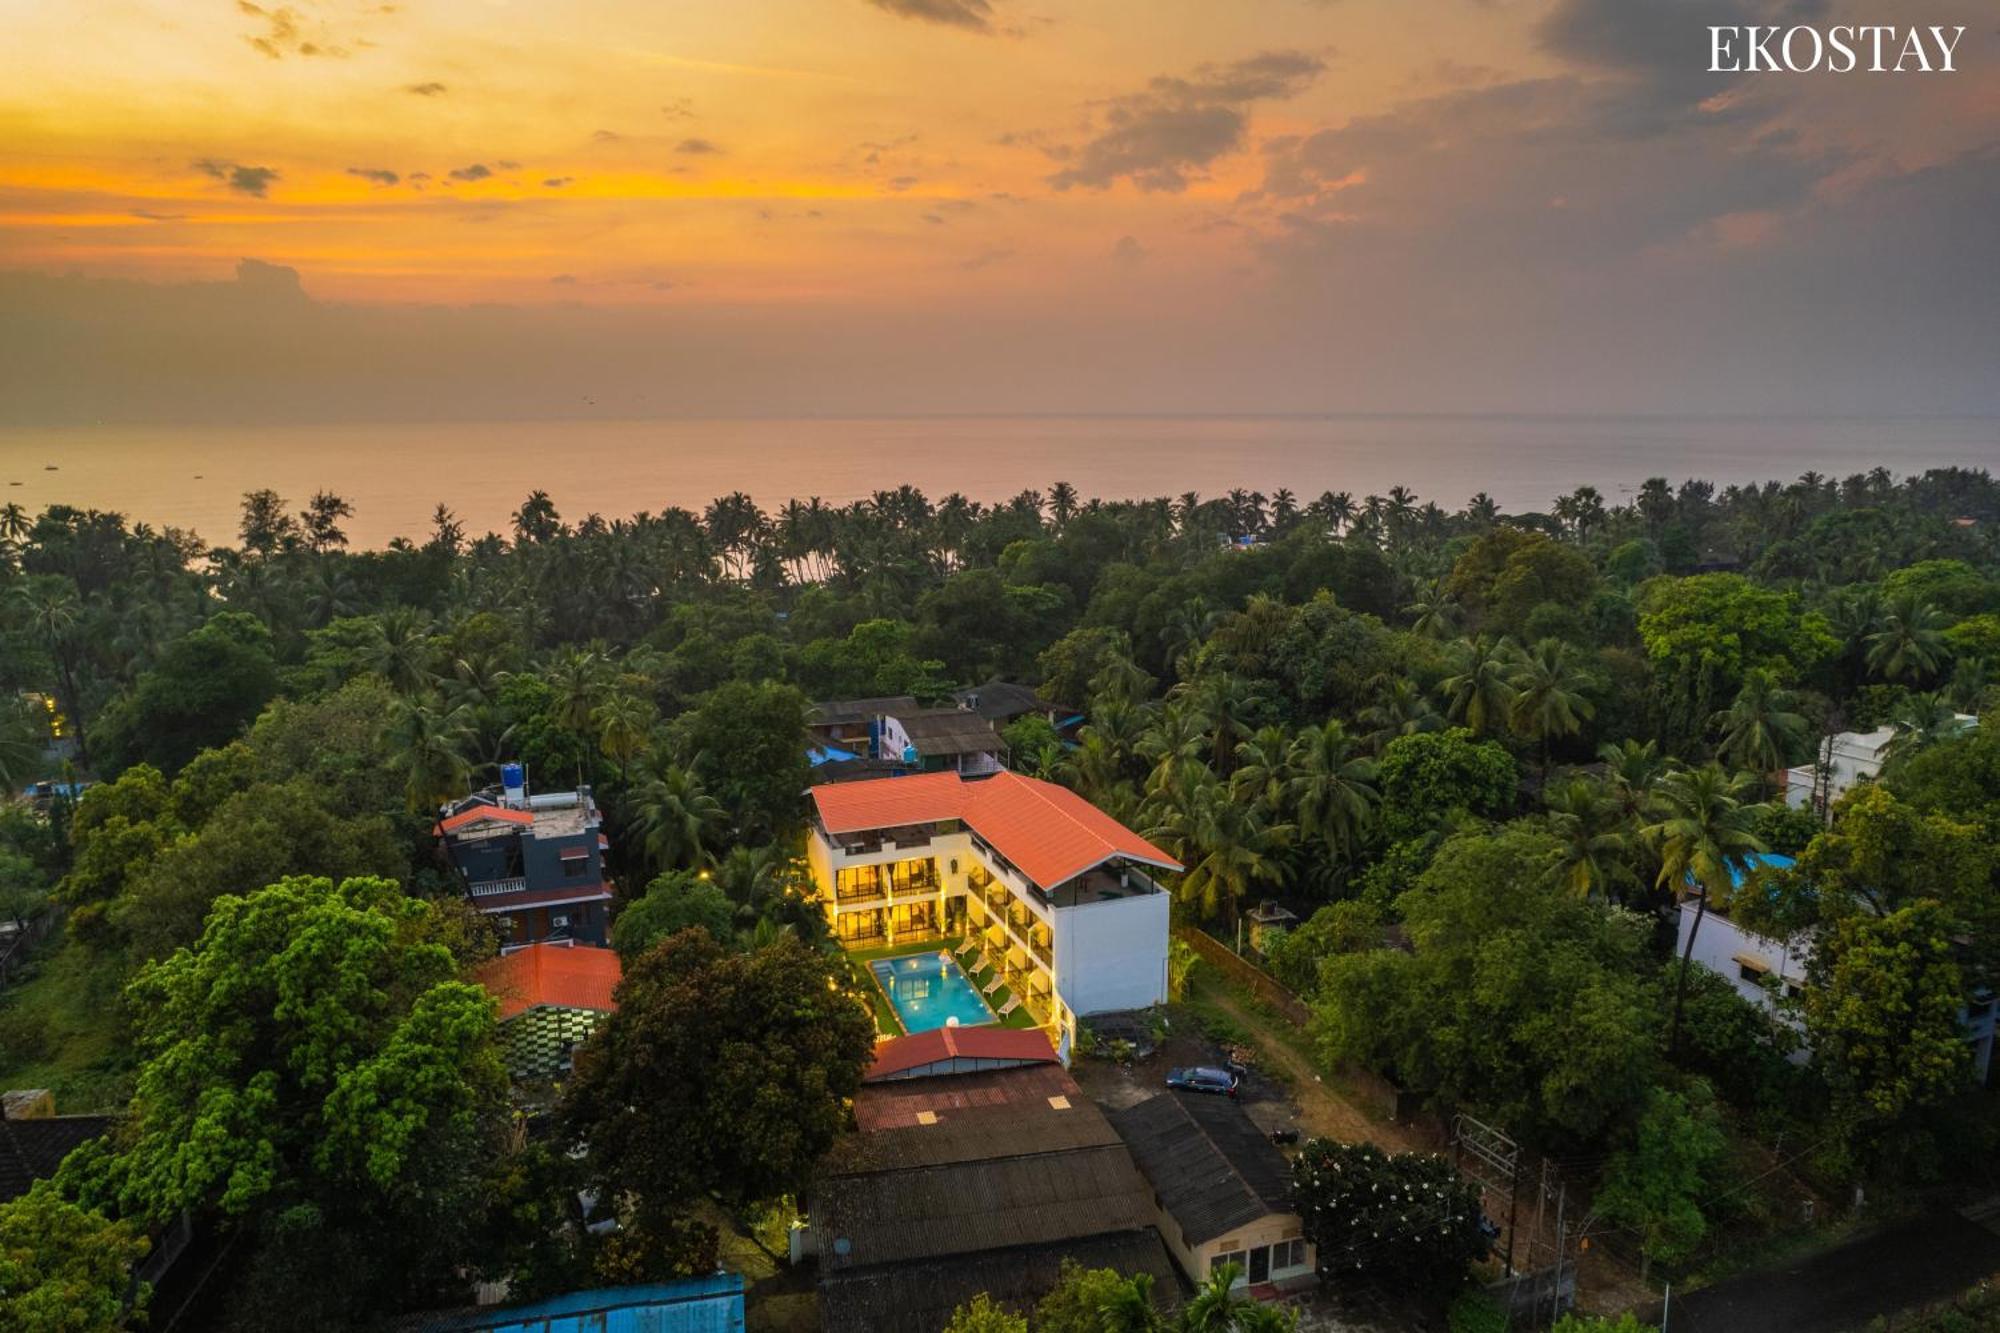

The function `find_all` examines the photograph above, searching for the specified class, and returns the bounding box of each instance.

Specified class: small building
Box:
[1677,853,1997,1082]
[952,679,1068,730]
[878,708,1007,775]
[807,1063,1180,1333]
[1,1090,115,1203]
[1110,1091,1316,1294]
[1785,718,1977,819]
[865,1026,1060,1084]
[808,696,921,753]
[413,1275,745,1333]
[473,942,622,1084]
[438,764,613,950]
[806,771,1180,1056]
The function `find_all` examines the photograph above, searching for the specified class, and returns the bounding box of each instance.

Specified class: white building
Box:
[1785,717,1977,818]
[806,771,1179,1058]
[1678,852,1996,1081]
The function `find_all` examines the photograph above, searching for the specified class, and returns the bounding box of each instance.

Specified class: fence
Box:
[1175,925,1313,1025]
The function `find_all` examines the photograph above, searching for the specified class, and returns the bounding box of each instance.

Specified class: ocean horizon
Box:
[2,412,1994,549]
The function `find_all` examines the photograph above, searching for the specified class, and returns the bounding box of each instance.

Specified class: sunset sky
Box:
[3,0,1996,422]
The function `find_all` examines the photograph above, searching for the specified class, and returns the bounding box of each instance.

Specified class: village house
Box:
[437,763,613,950]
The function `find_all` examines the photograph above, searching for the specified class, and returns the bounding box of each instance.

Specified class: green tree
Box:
[1180,1261,1299,1332]
[560,931,873,1223]
[592,693,656,779]
[0,1184,150,1332]
[1645,765,1767,1056]
[1438,636,1519,737]
[672,680,812,844]
[942,1294,1029,1333]
[1291,1139,1486,1297]
[1375,728,1515,842]
[1035,1260,1165,1333]
[1710,668,1808,787]
[1283,720,1379,863]
[1508,637,1596,773]
[64,875,506,1322]
[1864,593,1953,684]
[1594,1084,1728,1275]
[93,613,280,775]
[1804,902,1969,1127]
[611,869,739,958]
[1265,900,1380,995]
[631,760,726,874]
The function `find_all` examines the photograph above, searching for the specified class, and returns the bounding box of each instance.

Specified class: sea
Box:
[0,415,1994,550]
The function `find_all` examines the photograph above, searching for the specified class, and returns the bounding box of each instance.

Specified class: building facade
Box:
[438,765,613,949]
[806,771,1178,1056]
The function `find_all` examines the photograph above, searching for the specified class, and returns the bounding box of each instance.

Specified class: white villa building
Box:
[1784,717,1977,819]
[1679,852,1997,1082]
[806,770,1179,1058]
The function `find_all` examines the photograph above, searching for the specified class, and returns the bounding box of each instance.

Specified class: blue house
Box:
[417,1274,745,1333]
[438,764,614,950]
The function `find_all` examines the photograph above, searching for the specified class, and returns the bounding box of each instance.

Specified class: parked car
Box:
[1166,1066,1240,1098]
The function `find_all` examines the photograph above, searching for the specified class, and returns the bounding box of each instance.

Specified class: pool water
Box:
[871,952,996,1033]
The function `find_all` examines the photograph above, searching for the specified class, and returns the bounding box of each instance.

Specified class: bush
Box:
[1447,1290,1507,1333]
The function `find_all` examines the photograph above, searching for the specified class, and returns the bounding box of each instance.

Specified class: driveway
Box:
[1655,1205,2000,1332]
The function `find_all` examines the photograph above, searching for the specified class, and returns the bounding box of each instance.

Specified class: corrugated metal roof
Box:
[414,1275,745,1333]
[809,770,1181,890]
[820,1230,1180,1333]
[1109,1091,1295,1245]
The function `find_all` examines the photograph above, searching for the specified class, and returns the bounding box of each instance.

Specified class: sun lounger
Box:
[983,973,1006,997]
[995,996,1021,1017]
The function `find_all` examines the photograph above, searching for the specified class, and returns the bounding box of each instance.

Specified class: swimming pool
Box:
[871,952,996,1033]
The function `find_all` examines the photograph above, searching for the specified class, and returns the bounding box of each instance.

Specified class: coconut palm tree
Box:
[363,607,438,697]
[1403,577,1461,640]
[1710,668,1808,789]
[1285,720,1379,862]
[392,696,478,812]
[1865,593,1953,684]
[1229,726,1292,809]
[1645,765,1768,1054]
[1439,636,1519,736]
[1180,1262,1297,1332]
[593,693,657,779]
[632,759,726,873]
[1508,637,1596,775]
[1358,677,1443,752]
[10,576,88,765]
[1544,778,1631,902]
[1881,691,1974,764]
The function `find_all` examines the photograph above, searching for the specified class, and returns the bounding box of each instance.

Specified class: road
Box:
[1656,1205,2000,1332]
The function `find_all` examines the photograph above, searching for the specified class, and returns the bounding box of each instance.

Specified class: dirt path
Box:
[1187,970,1434,1155]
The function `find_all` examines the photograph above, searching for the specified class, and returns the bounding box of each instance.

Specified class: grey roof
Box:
[0,1113,115,1203]
[820,1229,1179,1333]
[814,1142,1157,1271]
[1109,1092,1295,1245]
[811,697,920,727]
[894,709,1004,756]
[953,680,1054,723]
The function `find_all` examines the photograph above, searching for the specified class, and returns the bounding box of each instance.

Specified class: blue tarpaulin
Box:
[420,1274,746,1333]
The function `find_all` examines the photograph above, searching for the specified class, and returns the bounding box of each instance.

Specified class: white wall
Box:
[1053,890,1170,1016]
[1677,901,1810,1061]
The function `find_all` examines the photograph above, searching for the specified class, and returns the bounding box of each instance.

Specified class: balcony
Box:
[469,877,529,898]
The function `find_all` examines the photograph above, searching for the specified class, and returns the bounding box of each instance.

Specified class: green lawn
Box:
[0,932,134,1113]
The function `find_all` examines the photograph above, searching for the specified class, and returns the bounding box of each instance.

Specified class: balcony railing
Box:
[469,877,529,897]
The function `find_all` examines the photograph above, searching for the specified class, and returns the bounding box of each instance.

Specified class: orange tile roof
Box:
[474,942,621,1020]
[865,1025,1060,1083]
[809,770,1181,891]
[436,804,534,836]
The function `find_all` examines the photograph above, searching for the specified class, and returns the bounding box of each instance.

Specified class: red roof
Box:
[474,942,622,1020]
[865,1025,1060,1082]
[810,770,1181,890]
[436,804,534,836]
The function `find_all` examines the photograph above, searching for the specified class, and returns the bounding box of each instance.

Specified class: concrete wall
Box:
[1053,891,1170,1016]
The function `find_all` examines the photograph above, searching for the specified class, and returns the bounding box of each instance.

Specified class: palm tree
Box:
[11,576,88,765]
[1228,726,1292,809]
[1865,593,1953,683]
[392,697,477,812]
[1284,720,1379,862]
[1599,739,1669,827]
[1645,765,1768,1054]
[1403,577,1460,640]
[1882,691,1974,764]
[1358,677,1443,752]
[0,697,43,793]
[1180,1261,1297,1332]
[1710,668,1807,788]
[363,607,438,696]
[1544,778,1630,901]
[1439,636,1519,736]
[633,760,726,873]
[547,646,611,736]
[1508,637,1596,774]
[593,694,657,779]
